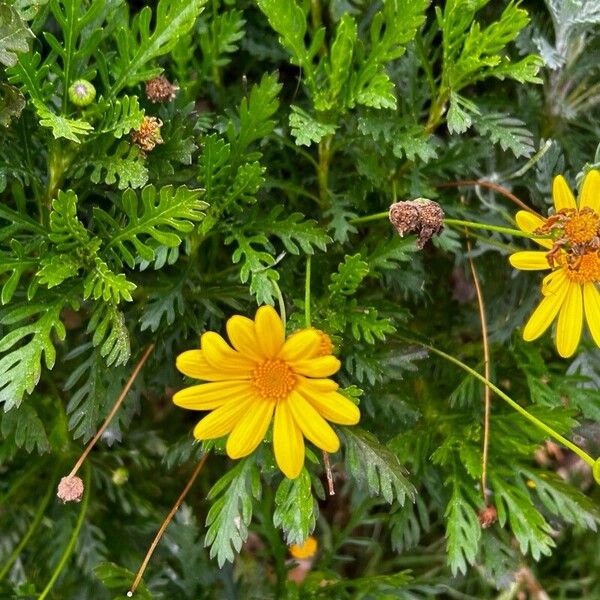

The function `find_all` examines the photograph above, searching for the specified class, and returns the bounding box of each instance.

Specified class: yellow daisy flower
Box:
[173,306,361,478]
[289,536,318,560]
[509,170,600,358]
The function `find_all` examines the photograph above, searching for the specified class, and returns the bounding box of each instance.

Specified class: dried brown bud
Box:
[131,116,164,153]
[389,199,444,249]
[57,475,84,503]
[145,76,179,103]
[478,505,498,529]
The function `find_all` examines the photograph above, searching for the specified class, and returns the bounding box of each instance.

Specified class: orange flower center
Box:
[564,252,600,283]
[564,210,600,244]
[314,329,333,356]
[252,359,296,400]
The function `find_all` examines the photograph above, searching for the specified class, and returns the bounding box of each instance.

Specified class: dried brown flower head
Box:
[478,505,498,529]
[145,76,179,103]
[57,475,84,503]
[131,116,164,153]
[389,199,444,249]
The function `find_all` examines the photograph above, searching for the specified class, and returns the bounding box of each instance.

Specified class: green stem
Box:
[350,212,548,241]
[272,282,286,332]
[444,218,544,240]
[418,341,596,468]
[0,467,57,581]
[317,135,333,206]
[38,464,91,600]
[305,256,312,328]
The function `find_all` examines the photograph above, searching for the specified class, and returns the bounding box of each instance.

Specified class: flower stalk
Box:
[128,453,210,596]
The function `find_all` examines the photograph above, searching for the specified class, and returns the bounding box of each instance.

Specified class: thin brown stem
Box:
[322,451,335,496]
[437,179,542,218]
[465,237,491,503]
[128,453,210,596]
[67,344,155,478]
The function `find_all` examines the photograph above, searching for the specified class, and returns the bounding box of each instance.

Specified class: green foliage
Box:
[273,468,318,545]
[111,0,208,94]
[205,456,262,567]
[99,185,206,268]
[344,427,416,505]
[0,3,33,67]
[1,1,600,597]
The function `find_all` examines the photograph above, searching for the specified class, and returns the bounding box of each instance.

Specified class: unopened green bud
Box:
[112,467,129,486]
[68,79,96,107]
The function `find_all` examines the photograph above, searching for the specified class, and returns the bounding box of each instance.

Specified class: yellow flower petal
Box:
[553,175,576,211]
[226,315,265,361]
[255,305,285,358]
[291,355,341,378]
[193,394,255,439]
[173,381,251,410]
[297,380,360,425]
[523,278,569,341]
[555,282,583,358]
[201,331,256,374]
[176,349,244,381]
[288,390,339,453]
[541,268,567,296]
[226,397,274,459]
[509,251,551,271]
[579,169,600,212]
[515,210,552,249]
[273,397,305,479]
[278,329,321,362]
[583,283,600,347]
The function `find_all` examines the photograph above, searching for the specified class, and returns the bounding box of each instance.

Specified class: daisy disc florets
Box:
[510,169,600,357]
[173,306,360,478]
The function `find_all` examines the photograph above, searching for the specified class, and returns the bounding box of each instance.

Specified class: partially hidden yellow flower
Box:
[510,170,600,358]
[173,306,360,478]
[289,536,318,560]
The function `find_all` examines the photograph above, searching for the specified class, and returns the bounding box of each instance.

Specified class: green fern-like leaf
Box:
[343,427,416,505]
[111,0,208,95]
[98,185,206,268]
[205,456,262,567]
[97,95,145,138]
[0,297,68,409]
[88,140,149,190]
[273,468,318,545]
[0,3,33,67]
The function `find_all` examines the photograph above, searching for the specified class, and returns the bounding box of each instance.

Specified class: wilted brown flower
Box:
[131,116,164,153]
[478,505,498,528]
[145,76,179,103]
[57,475,84,503]
[389,198,444,249]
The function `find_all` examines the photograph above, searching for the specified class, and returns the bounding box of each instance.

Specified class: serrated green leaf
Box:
[328,254,369,297]
[111,0,208,95]
[289,105,336,147]
[473,112,535,158]
[491,474,554,560]
[344,427,415,505]
[33,99,93,143]
[0,3,33,67]
[0,298,68,409]
[0,82,25,127]
[98,95,145,138]
[0,400,50,453]
[87,302,131,367]
[99,185,206,268]
[205,456,262,567]
[36,253,80,288]
[273,468,317,545]
[94,562,152,599]
[445,469,482,575]
[88,140,149,190]
[83,257,136,304]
